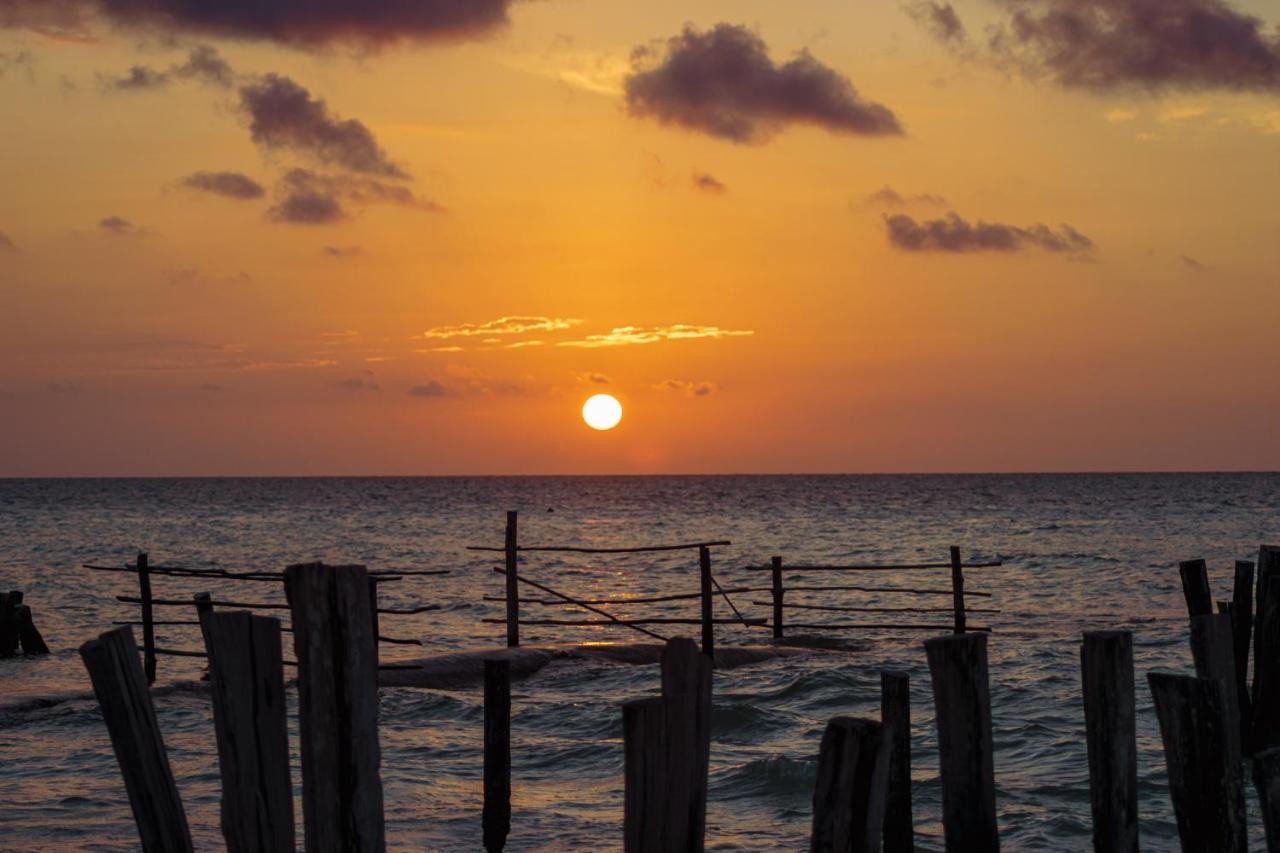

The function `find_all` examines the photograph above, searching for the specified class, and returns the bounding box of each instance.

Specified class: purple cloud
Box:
[885,212,1094,254]
[180,170,265,200]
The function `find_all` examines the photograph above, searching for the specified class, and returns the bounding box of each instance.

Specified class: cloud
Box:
[422,316,582,341]
[180,170,265,199]
[335,375,380,392]
[558,324,755,348]
[692,172,726,193]
[624,23,903,144]
[656,379,718,397]
[0,231,16,253]
[866,185,948,207]
[0,49,35,81]
[906,1,967,43]
[324,245,363,258]
[987,0,1280,93]
[884,212,1094,254]
[269,185,345,225]
[408,369,526,399]
[1181,254,1205,269]
[240,73,407,178]
[98,215,142,235]
[100,64,169,91]
[267,169,442,225]
[576,371,610,385]
[98,45,234,92]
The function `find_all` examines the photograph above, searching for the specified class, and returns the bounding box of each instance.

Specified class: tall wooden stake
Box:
[949,547,966,635]
[137,552,157,684]
[1080,630,1137,853]
[771,556,785,640]
[1178,559,1213,618]
[483,659,512,853]
[699,547,714,663]
[505,511,519,648]
[881,671,914,853]
[1253,746,1280,852]
[1190,612,1243,769]
[810,717,891,853]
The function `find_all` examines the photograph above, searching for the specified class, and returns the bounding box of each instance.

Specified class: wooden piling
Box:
[368,577,380,667]
[284,562,386,853]
[1147,672,1246,852]
[880,671,914,853]
[771,556,785,640]
[949,547,966,635]
[203,611,294,853]
[924,632,998,852]
[1254,577,1280,752]
[1079,630,1137,853]
[1178,559,1213,619]
[1190,611,1243,767]
[660,637,712,850]
[137,552,157,684]
[1252,746,1280,852]
[699,547,714,662]
[810,716,891,853]
[623,696,668,853]
[483,659,512,853]
[505,511,519,648]
[1232,561,1254,698]
[0,591,19,657]
[79,626,192,852]
[13,594,49,655]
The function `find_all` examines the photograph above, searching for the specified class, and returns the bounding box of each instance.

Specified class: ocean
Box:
[0,473,1276,850]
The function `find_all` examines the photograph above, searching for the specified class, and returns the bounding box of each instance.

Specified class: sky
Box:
[0,0,1278,476]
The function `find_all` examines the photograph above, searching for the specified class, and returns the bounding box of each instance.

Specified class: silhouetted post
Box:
[1252,746,1280,851]
[285,563,385,853]
[1232,561,1254,690]
[1178,559,1213,619]
[880,671,914,853]
[1190,612,1243,767]
[483,659,511,853]
[505,511,519,648]
[949,547,966,634]
[1080,631,1137,853]
[1255,573,1280,752]
[660,637,712,849]
[924,632,998,852]
[623,696,667,852]
[810,717,891,853]
[368,577,380,667]
[137,552,157,683]
[13,592,49,655]
[699,547,714,662]
[1148,673,1245,852]
[0,592,17,656]
[771,556,785,640]
[203,611,294,853]
[79,626,192,852]
[193,592,214,657]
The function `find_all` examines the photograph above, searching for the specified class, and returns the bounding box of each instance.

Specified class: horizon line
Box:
[1,469,1278,480]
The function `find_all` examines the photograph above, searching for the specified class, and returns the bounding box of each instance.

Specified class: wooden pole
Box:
[660,637,712,851]
[483,659,512,853]
[1190,612,1243,768]
[699,547,714,663]
[1147,672,1245,852]
[138,552,157,684]
[880,671,914,853]
[1079,630,1137,853]
[284,563,386,853]
[810,716,892,853]
[623,697,668,853]
[203,611,294,853]
[1252,746,1280,852]
[924,632,998,852]
[1232,560,1255,741]
[0,591,17,657]
[79,626,192,852]
[771,556,785,640]
[949,547,966,635]
[13,596,49,655]
[1178,559,1213,619]
[368,577,380,668]
[1254,577,1280,753]
[505,511,519,648]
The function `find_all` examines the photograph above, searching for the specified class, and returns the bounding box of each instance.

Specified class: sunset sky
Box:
[1,0,1277,475]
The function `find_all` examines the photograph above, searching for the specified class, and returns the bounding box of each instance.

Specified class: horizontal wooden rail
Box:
[483,587,760,606]
[750,601,1001,615]
[745,561,1003,572]
[782,622,992,632]
[117,595,434,616]
[777,584,993,598]
[153,647,421,670]
[494,567,668,641]
[483,617,768,627]
[129,620,421,645]
[86,563,432,580]
[468,541,730,554]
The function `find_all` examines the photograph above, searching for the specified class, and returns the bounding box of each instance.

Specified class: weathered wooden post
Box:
[1254,575,1280,752]
[1178,559,1213,618]
[483,659,512,853]
[285,562,386,853]
[623,696,668,852]
[771,556,785,640]
[79,626,192,852]
[924,632,998,852]
[1232,560,1254,697]
[880,671,913,853]
[949,547,966,635]
[1252,746,1280,851]
[203,611,294,853]
[505,511,519,648]
[699,546,714,663]
[193,592,214,656]
[137,552,157,684]
[810,717,891,853]
[1148,672,1245,851]
[368,576,381,667]
[1190,611,1243,767]
[1079,631,1137,853]
[0,591,17,656]
[12,592,49,655]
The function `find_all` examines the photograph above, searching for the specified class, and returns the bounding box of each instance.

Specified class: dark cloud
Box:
[906,1,967,42]
[988,0,1280,92]
[0,230,16,253]
[335,376,380,392]
[269,187,346,225]
[239,73,407,177]
[625,23,903,144]
[408,380,449,398]
[267,168,442,225]
[100,64,169,90]
[0,49,35,81]
[324,245,363,258]
[99,45,233,92]
[657,379,718,397]
[885,212,1094,254]
[867,185,948,207]
[692,172,726,193]
[180,170,265,199]
[98,215,141,235]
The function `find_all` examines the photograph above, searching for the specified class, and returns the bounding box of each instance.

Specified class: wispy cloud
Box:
[866,185,947,208]
[0,231,16,253]
[558,324,754,348]
[885,212,1094,255]
[692,172,726,193]
[98,215,142,236]
[179,170,265,200]
[656,379,718,397]
[407,367,527,398]
[422,316,582,340]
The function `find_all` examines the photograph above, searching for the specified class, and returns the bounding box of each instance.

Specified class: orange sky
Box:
[0,0,1278,475]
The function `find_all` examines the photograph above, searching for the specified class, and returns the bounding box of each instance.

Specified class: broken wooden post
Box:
[137,552,157,684]
[483,659,511,853]
[1190,611,1243,767]
[1232,560,1254,700]
[1148,672,1245,852]
[79,626,192,852]
[203,611,294,853]
[1080,630,1137,853]
[13,593,49,655]
[699,547,714,662]
[0,591,17,656]
[505,511,519,648]
[924,632,998,852]
[880,671,914,853]
[810,717,891,853]
[1252,746,1280,852]
[660,637,712,850]
[771,556,785,640]
[623,696,668,853]
[949,547,966,634]
[368,577,380,667]
[1254,576,1280,753]
[1178,559,1213,619]
[285,562,385,853]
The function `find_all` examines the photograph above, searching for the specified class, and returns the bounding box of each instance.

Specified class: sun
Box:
[582,393,623,431]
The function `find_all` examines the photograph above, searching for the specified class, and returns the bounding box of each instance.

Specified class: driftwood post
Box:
[699,547,714,662]
[1148,672,1245,852]
[203,611,294,853]
[1190,611,1243,767]
[137,552,157,684]
[949,547,966,635]
[1232,561,1254,697]
[880,671,913,853]
[924,632,998,852]
[1254,571,1280,752]
[1079,630,1137,853]
[483,659,512,853]
[0,591,17,656]
[1253,746,1280,851]
[623,697,668,852]
[368,577,380,667]
[285,562,386,853]
[810,717,891,853]
[13,595,49,655]
[505,511,519,648]
[1178,559,1213,619]
[771,556,785,640]
[79,626,192,852]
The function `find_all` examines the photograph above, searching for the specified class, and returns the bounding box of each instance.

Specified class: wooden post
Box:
[1254,575,1280,752]
[79,626,192,852]
[203,611,294,853]
[660,637,712,850]
[1178,559,1213,619]
[13,594,50,655]
[924,632,997,852]
[880,671,914,853]
[285,563,386,853]
[1252,746,1280,852]
[483,659,512,853]
[771,556,785,640]
[1232,560,1254,698]
[137,552,157,684]
[810,716,891,853]
[949,547,966,635]
[1147,673,1246,852]
[623,697,668,853]
[1190,612,1243,767]
[193,592,214,655]
[0,591,19,657]
[699,547,714,662]
[1079,631,1137,853]
[505,511,519,648]
[368,577,381,667]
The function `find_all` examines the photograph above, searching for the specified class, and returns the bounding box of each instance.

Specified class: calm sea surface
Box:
[1,474,1277,850]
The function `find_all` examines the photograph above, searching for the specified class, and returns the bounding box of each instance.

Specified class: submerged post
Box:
[1079,630,1137,853]
[924,632,998,852]
[771,556,785,640]
[880,671,914,853]
[505,511,519,648]
[137,552,157,684]
[483,659,512,853]
[1178,559,1213,619]
[1253,746,1280,851]
[810,717,891,853]
[949,546,966,635]
[699,547,714,663]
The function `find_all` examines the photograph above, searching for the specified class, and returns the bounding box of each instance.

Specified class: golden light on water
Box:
[582,394,623,431]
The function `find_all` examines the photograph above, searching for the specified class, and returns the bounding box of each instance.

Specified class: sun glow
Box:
[582,394,623,431]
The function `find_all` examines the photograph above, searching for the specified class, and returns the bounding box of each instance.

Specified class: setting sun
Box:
[582,394,623,431]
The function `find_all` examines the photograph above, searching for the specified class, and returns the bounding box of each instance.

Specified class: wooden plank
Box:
[880,671,914,853]
[203,611,294,853]
[1190,612,1243,767]
[79,626,192,852]
[492,569,668,641]
[660,638,712,851]
[481,617,764,627]
[623,696,668,853]
[742,562,1004,572]
[504,511,519,648]
[699,547,714,663]
[1147,672,1245,852]
[1231,560,1255,739]
[483,659,511,853]
[772,557,785,640]
[137,552,157,684]
[1254,577,1280,752]
[1080,630,1137,853]
[285,563,386,853]
[1178,559,1213,619]
[1252,746,1280,852]
[470,541,731,554]
[924,632,998,852]
[949,547,966,634]
[810,716,891,853]
[751,602,1000,615]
